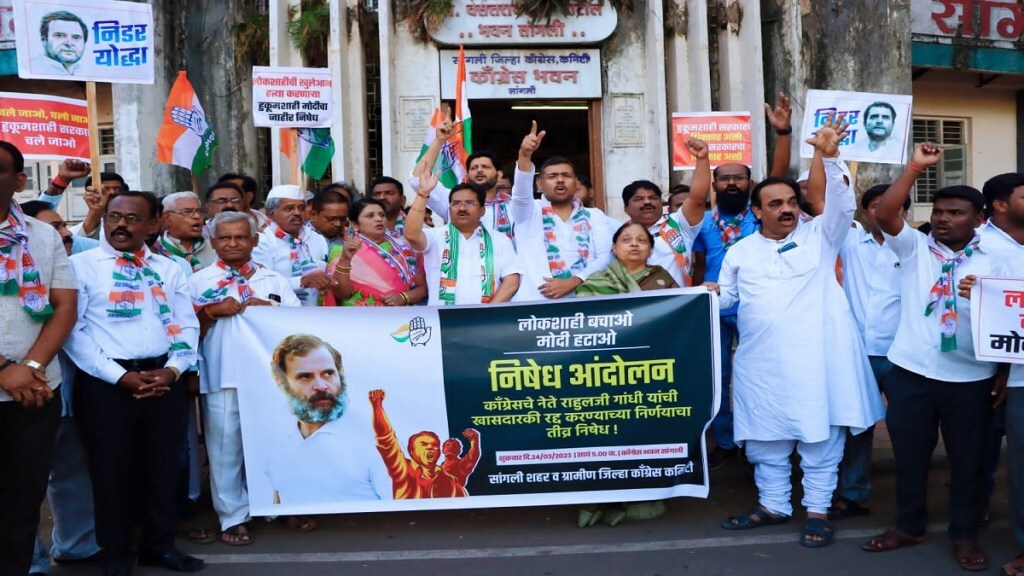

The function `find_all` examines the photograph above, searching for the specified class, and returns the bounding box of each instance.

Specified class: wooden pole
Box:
[190,171,199,195]
[85,82,102,193]
[291,129,301,186]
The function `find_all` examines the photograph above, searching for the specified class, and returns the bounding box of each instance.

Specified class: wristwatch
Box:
[0,358,15,374]
[20,359,44,371]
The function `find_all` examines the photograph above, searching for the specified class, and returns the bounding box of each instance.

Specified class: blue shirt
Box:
[692,209,760,316]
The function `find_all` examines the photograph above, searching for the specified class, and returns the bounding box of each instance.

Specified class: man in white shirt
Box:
[710,117,884,548]
[154,192,216,272]
[830,184,909,520]
[0,142,78,576]
[253,185,333,306]
[404,177,521,306]
[620,138,711,287]
[191,211,300,545]
[266,334,391,505]
[64,191,202,575]
[860,144,1000,572]
[510,121,613,301]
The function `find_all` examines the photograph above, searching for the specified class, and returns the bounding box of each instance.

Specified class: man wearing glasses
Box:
[155,192,215,273]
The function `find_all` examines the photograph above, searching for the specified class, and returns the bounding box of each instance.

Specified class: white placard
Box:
[971,276,1024,364]
[440,49,601,100]
[13,0,154,84]
[428,0,617,45]
[252,66,332,128]
[800,89,913,165]
[0,0,15,50]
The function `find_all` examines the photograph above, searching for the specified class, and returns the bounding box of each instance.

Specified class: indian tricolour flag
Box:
[417,45,473,189]
[156,71,218,175]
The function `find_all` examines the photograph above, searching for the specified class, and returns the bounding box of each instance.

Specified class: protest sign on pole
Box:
[971,276,1024,364]
[671,112,751,170]
[252,66,332,128]
[226,290,721,515]
[800,89,912,165]
[12,0,154,84]
[0,91,89,160]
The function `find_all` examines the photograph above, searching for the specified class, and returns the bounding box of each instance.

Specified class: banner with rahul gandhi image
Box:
[12,0,154,83]
[229,290,721,516]
[799,89,913,165]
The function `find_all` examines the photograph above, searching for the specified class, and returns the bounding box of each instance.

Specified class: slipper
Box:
[861,528,924,552]
[953,540,990,572]
[220,524,253,547]
[1003,553,1024,576]
[577,505,603,528]
[799,518,835,548]
[177,524,217,545]
[721,506,791,530]
[827,497,871,520]
[283,515,319,532]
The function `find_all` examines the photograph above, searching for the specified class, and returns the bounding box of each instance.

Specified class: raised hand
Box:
[911,142,943,169]
[56,158,91,182]
[519,120,546,159]
[435,106,455,142]
[416,167,441,195]
[764,92,792,132]
[685,137,709,160]
[339,235,362,264]
[368,389,385,405]
[804,112,850,158]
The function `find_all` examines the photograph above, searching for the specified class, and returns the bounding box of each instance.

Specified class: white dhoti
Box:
[202,389,250,531]
[745,425,846,516]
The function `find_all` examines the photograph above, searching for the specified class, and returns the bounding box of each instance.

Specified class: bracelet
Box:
[400,291,409,305]
[50,176,70,189]
[0,358,15,374]
[416,192,431,199]
[20,359,44,371]
[775,127,792,136]
[334,264,352,274]
[908,161,925,173]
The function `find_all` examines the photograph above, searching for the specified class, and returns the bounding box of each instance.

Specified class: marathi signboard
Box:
[428,0,617,46]
[912,0,1024,47]
[12,0,153,83]
[252,66,332,128]
[440,49,600,100]
[671,112,751,170]
[971,275,1024,364]
[0,91,89,160]
[231,291,720,515]
[800,89,913,165]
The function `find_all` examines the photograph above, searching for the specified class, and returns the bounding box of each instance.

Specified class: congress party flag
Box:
[156,71,217,174]
[297,128,334,180]
[416,45,472,189]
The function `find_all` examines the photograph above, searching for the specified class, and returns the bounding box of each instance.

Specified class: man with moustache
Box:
[307,188,350,248]
[64,190,202,575]
[32,11,88,76]
[154,192,216,273]
[0,143,78,576]
[620,138,711,287]
[709,115,884,548]
[203,182,245,219]
[191,211,299,545]
[509,121,613,301]
[252,185,332,306]
[404,176,521,305]
[370,177,408,236]
[266,334,390,505]
[216,173,269,231]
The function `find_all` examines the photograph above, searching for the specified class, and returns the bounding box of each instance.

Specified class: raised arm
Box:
[410,109,455,221]
[40,159,91,208]
[804,113,854,245]
[681,137,712,226]
[877,143,943,237]
[512,121,545,222]
[404,167,438,252]
[765,92,793,178]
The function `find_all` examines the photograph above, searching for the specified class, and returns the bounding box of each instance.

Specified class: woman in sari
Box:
[574,222,677,528]
[328,199,427,306]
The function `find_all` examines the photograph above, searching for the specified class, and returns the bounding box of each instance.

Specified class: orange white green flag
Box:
[416,45,472,189]
[156,71,218,175]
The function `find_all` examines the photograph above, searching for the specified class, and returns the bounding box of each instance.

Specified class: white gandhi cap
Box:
[266,184,305,201]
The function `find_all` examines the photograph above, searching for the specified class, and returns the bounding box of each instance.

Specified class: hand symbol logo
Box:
[409,316,432,346]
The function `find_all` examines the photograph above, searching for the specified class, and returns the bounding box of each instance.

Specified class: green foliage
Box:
[288,0,331,56]
[230,13,269,67]
[513,0,634,23]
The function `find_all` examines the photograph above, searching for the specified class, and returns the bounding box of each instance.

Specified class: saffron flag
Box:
[297,128,335,180]
[417,45,473,189]
[156,71,218,174]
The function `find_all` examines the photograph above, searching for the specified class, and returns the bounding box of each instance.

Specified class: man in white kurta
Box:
[190,212,300,542]
[715,143,885,540]
[510,122,613,301]
[252,185,331,306]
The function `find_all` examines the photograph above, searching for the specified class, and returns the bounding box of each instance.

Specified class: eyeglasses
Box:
[450,200,480,208]
[165,208,206,218]
[715,174,749,183]
[103,212,150,225]
[208,197,242,205]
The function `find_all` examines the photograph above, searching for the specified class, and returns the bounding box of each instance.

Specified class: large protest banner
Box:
[800,89,912,165]
[229,290,720,516]
[252,66,332,128]
[671,112,751,170]
[971,275,1024,363]
[0,91,89,160]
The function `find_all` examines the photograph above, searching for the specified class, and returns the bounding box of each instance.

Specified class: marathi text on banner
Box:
[972,276,1024,364]
[231,290,720,516]
[671,112,751,170]
[0,91,89,161]
[252,66,332,128]
[439,49,601,100]
[12,0,154,84]
[799,89,913,165]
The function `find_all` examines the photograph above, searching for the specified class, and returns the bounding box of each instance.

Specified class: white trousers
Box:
[202,389,250,531]
[744,426,846,516]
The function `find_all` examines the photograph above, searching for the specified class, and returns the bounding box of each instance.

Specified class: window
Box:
[99,126,116,156]
[911,117,967,203]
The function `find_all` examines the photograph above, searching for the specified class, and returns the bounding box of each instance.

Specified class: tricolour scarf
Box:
[0,202,53,322]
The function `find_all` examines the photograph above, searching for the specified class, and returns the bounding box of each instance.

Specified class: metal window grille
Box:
[911,117,967,203]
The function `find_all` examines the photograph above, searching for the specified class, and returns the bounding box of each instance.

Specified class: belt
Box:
[112,355,169,372]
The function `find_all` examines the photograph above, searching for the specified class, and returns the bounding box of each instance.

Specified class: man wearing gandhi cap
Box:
[252,185,332,306]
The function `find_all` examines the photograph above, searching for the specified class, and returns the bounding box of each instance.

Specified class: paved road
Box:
[44,454,1017,575]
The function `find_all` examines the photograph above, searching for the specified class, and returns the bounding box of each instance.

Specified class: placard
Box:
[252,66,332,128]
[971,275,1024,364]
[671,112,752,170]
[800,89,913,165]
[0,91,89,160]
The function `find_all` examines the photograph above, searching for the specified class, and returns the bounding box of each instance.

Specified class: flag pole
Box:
[190,171,199,195]
[291,129,301,186]
[85,82,102,193]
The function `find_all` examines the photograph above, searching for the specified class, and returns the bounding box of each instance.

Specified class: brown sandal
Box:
[953,540,990,572]
[1003,553,1024,576]
[861,528,924,552]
